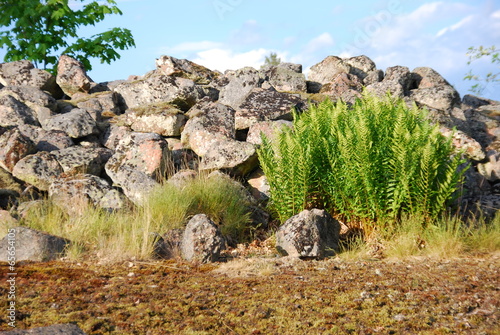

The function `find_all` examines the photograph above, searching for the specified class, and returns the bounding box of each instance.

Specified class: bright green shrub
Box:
[258,93,467,227]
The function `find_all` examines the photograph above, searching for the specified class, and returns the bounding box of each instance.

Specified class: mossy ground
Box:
[1,253,498,334]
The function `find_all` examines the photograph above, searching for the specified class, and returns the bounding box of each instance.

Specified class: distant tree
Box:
[262,52,282,68]
[0,0,135,74]
[464,45,499,95]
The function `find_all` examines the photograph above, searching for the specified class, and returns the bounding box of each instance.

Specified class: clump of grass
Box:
[19,172,252,262]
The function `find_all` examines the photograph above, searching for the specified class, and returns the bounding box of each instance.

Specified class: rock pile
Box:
[0,54,499,262]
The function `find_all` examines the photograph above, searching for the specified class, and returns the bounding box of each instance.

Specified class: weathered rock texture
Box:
[181,214,225,263]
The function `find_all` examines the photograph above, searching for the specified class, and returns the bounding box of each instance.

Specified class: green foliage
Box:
[262,52,281,68]
[464,45,499,95]
[258,93,467,228]
[0,0,135,74]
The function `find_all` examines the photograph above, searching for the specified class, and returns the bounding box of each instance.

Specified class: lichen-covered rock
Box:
[0,226,69,262]
[319,73,363,104]
[12,151,63,191]
[199,139,258,177]
[411,67,450,89]
[308,56,352,89]
[247,168,270,202]
[75,91,122,121]
[53,146,113,176]
[0,95,40,127]
[0,85,58,112]
[181,214,225,263]
[440,127,485,161]
[0,167,22,194]
[99,189,131,212]
[105,132,169,203]
[477,150,500,182]
[276,209,341,259]
[101,124,132,150]
[43,108,98,138]
[0,60,63,98]
[181,98,236,156]
[261,63,307,93]
[217,67,266,109]
[17,124,74,152]
[235,88,307,130]
[167,169,198,189]
[246,120,293,146]
[156,55,219,84]
[48,174,113,213]
[114,72,204,111]
[121,103,187,136]
[366,79,405,98]
[56,55,94,97]
[384,66,413,92]
[0,128,36,172]
[410,85,461,111]
[344,55,377,83]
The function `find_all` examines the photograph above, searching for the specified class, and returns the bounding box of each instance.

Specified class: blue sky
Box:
[1,0,499,100]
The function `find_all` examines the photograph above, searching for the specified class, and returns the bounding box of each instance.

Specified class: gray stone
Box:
[363,69,384,86]
[0,167,23,194]
[17,124,74,152]
[319,73,363,104]
[43,108,98,138]
[75,91,122,121]
[12,152,63,191]
[440,127,485,161]
[410,85,460,111]
[1,323,87,335]
[156,55,219,85]
[0,226,69,262]
[246,120,293,146]
[247,168,270,202]
[99,189,130,212]
[261,64,307,93]
[181,214,225,263]
[121,103,187,136]
[101,124,131,150]
[217,67,266,109]
[308,56,352,88]
[477,150,500,182]
[167,169,198,189]
[181,98,236,156]
[0,95,39,127]
[235,88,307,130]
[366,80,405,98]
[56,55,93,97]
[0,60,62,98]
[53,146,113,176]
[0,85,58,111]
[411,67,451,88]
[48,174,113,213]
[105,132,169,204]
[344,55,377,83]
[199,139,258,177]
[154,228,184,259]
[0,128,36,172]
[384,66,413,92]
[114,71,204,111]
[276,209,341,259]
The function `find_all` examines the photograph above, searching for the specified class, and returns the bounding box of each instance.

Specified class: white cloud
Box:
[492,10,500,19]
[192,48,270,72]
[436,15,474,37]
[303,33,334,54]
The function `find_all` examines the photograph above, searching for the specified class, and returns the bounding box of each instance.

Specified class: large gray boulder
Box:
[75,91,122,121]
[308,56,351,90]
[275,209,341,259]
[217,67,266,109]
[261,63,307,93]
[0,85,58,111]
[478,150,500,182]
[0,60,62,98]
[235,88,307,130]
[0,95,40,127]
[344,55,378,84]
[120,103,187,136]
[0,128,36,172]
[12,151,63,191]
[52,146,113,176]
[56,55,94,97]
[199,139,258,177]
[181,98,236,156]
[48,174,115,213]
[319,72,363,104]
[156,55,219,85]
[1,323,87,335]
[410,85,461,111]
[43,108,98,138]
[0,227,69,262]
[114,71,204,111]
[105,132,169,203]
[181,214,226,263]
[17,124,74,152]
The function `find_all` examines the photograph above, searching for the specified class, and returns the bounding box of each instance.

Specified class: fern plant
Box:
[258,93,467,229]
